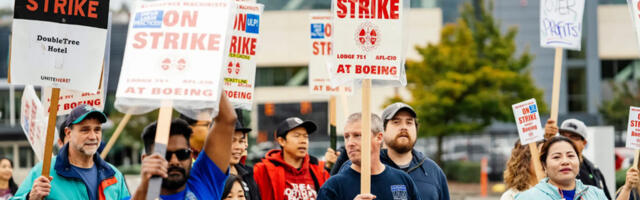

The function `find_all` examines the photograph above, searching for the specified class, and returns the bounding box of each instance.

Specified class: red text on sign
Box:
[313,41,332,55]
[336,0,400,20]
[229,36,257,56]
[26,0,100,18]
[518,114,537,124]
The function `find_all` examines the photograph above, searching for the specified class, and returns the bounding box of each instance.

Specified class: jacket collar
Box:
[380,148,426,169]
[536,178,590,198]
[54,143,116,181]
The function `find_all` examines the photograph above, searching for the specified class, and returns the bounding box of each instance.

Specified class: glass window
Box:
[568,68,587,112]
[601,60,633,80]
[0,145,13,161]
[18,146,33,168]
[255,66,308,87]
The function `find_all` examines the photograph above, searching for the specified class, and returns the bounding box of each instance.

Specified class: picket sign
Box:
[538,0,585,181]
[9,0,110,176]
[626,0,640,169]
[331,0,408,194]
[626,107,640,168]
[20,85,48,162]
[512,99,545,180]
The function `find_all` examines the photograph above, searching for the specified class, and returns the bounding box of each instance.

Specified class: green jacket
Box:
[11,144,130,200]
[515,178,608,200]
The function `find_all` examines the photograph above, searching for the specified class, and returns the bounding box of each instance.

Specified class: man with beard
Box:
[129,94,237,200]
[13,105,130,200]
[253,117,330,200]
[228,119,260,200]
[317,113,421,200]
[380,103,449,200]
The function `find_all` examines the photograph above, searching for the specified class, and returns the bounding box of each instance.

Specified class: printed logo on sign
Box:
[246,14,260,34]
[390,185,408,200]
[355,22,381,52]
[529,104,538,113]
[311,23,325,39]
[133,10,164,28]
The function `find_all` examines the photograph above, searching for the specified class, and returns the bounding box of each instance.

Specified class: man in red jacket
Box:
[253,117,330,200]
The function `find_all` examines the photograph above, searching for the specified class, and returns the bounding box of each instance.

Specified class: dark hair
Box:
[141,119,193,155]
[539,136,581,168]
[0,158,18,195]
[178,114,198,126]
[59,114,104,144]
[222,174,245,199]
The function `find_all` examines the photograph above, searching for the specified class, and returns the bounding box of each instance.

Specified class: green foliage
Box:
[395,0,546,162]
[617,168,628,189]
[599,81,640,131]
[442,160,481,183]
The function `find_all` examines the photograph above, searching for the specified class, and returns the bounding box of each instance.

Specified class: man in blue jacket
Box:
[13,104,130,200]
[380,103,450,200]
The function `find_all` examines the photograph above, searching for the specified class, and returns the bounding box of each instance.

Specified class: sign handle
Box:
[100,113,133,159]
[146,100,174,200]
[550,47,563,122]
[529,143,545,180]
[41,88,60,176]
[634,150,640,169]
[329,96,337,150]
[360,79,372,195]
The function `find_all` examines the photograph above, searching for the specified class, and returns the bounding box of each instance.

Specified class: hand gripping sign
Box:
[20,85,48,162]
[512,99,544,145]
[223,2,263,111]
[330,0,408,86]
[309,12,354,95]
[115,0,236,120]
[10,0,109,92]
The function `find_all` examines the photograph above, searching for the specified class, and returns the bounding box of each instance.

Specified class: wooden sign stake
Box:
[550,47,563,122]
[529,143,545,180]
[100,113,133,159]
[329,96,337,150]
[634,150,640,169]
[146,100,174,200]
[41,88,60,176]
[360,79,372,195]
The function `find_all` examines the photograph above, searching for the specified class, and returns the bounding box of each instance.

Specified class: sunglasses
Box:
[165,149,192,161]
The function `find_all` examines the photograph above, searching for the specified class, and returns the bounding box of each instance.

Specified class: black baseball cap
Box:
[275,117,317,138]
[381,102,417,120]
[62,104,107,128]
[235,120,252,134]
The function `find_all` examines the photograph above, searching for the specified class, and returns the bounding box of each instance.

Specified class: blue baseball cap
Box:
[63,104,107,128]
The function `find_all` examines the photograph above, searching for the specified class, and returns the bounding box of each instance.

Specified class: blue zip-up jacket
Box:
[11,144,130,200]
[337,149,450,200]
[515,178,607,200]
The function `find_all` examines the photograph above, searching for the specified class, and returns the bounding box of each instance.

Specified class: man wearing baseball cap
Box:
[253,117,330,200]
[14,104,130,200]
[557,119,612,199]
[378,102,450,200]
[228,119,260,200]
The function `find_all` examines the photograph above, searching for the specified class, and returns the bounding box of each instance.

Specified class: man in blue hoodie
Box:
[379,102,450,200]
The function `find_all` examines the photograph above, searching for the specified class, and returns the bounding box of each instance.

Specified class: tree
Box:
[599,80,640,131]
[396,0,547,163]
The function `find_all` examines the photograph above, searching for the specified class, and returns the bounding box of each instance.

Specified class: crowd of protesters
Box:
[10,91,640,200]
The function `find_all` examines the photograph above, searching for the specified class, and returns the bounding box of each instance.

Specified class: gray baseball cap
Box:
[381,102,417,120]
[559,119,588,140]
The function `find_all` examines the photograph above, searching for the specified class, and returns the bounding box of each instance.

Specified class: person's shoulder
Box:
[514,187,547,200]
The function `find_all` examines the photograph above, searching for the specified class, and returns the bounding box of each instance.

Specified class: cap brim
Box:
[386,107,417,120]
[558,129,585,139]
[72,111,107,125]
[296,121,317,134]
[236,127,252,133]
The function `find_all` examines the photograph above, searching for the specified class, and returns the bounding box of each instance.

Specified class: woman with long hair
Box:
[501,140,541,200]
[222,174,247,200]
[516,136,607,199]
[0,157,18,200]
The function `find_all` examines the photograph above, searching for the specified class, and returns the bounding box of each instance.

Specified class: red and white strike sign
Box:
[512,99,544,145]
[330,0,407,82]
[309,12,353,95]
[627,106,640,149]
[20,85,48,161]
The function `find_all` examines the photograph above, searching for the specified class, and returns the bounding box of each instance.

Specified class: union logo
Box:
[355,21,381,52]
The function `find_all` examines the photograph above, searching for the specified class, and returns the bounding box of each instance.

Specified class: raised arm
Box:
[204,93,237,171]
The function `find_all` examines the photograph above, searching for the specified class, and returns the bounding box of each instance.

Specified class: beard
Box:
[385,133,414,154]
[76,140,99,156]
[162,166,189,190]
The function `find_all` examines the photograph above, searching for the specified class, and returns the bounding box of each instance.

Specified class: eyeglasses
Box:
[165,149,192,161]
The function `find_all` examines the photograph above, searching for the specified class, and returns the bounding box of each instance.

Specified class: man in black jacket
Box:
[229,119,261,200]
[558,119,612,200]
